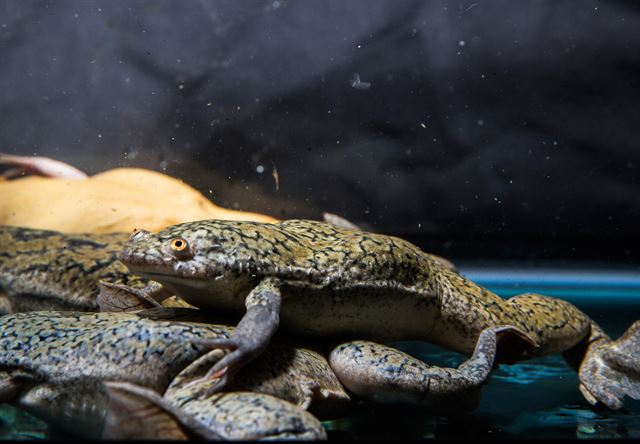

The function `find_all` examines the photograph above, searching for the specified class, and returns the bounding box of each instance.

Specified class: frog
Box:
[0,307,519,438]
[0,308,347,439]
[119,219,640,410]
[0,226,149,314]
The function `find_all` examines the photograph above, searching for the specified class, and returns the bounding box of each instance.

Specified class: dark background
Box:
[1,0,639,261]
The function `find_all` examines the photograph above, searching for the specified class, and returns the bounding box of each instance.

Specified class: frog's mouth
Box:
[124,264,217,286]
[120,248,218,285]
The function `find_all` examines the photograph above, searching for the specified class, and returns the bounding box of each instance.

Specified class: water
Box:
[2,267,639,440]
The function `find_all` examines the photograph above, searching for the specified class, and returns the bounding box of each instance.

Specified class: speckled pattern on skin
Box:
[121,219,590,352]
[0,308,349,437]
[170,388,327,440]
[120,219,640,409]
[0,226,148,313]
[0,310,228,393]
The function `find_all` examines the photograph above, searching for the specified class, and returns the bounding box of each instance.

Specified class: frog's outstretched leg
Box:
[328,325,535,411]
[189,278,281,395]
[564,320,640,410]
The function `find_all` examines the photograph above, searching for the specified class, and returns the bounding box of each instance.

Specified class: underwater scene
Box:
[1,0,639,441]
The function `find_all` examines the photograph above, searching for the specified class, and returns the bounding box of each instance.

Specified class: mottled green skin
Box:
[120,219,640,409]
[121,219,590,356]
[0,226,148,313]
[0,308,348,438]
[163,387,327,440]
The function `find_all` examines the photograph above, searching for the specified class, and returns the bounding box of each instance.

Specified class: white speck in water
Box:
[206,102,212,106]
[178,84,184,90]
[97,134,102,139]
[160,161,168,170]
[73,13,79,19]
[477,119,484,126]
[237,106,241,111]
[553,140,558,145]
[418,223,422,229]
[351,73,371,90]
[272,0,281,9]
[256,165,265,174]
[420,122,427,128]
[458,40,466,47]
[209,189,213,194]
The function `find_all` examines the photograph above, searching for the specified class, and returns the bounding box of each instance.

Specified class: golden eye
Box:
[170,237,188,252]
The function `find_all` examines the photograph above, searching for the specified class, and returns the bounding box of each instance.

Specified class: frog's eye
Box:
[168,237,192,259]
[170,237,188,251]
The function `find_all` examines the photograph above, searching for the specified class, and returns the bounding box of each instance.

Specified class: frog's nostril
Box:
[130,229,151,241]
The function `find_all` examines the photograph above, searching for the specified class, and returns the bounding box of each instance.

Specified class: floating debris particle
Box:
[350,73,371,90]
[272,165,280,191]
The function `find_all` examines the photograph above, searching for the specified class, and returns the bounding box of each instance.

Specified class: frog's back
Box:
[267,219,434,288]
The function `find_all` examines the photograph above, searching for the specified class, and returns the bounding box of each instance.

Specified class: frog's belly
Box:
[279,286,438,342]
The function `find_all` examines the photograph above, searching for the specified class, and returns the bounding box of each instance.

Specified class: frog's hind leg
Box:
[565,320,640,410]
[328,325,533,412]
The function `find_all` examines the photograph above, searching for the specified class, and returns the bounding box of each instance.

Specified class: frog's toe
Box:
[579,321,640,410]
[190,337,264,397]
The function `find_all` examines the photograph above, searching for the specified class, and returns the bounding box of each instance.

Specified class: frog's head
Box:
[119,220,272,285]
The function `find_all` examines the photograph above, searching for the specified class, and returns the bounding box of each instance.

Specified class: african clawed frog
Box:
[119,219,640,410]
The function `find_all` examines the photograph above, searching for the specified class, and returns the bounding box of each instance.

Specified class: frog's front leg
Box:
[328,325,533,411]
[191,277,281,395]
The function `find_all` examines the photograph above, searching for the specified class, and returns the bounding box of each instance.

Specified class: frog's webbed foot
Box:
[328,325,533,411]
[577,320,640,410]
[103,381,218,440]
[189,278,281,397]
[97,281,170,312]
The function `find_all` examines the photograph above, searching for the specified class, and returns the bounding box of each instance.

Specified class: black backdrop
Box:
[1,0,639,261]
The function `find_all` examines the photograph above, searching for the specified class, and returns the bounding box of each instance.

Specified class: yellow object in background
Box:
[0,167,277,233]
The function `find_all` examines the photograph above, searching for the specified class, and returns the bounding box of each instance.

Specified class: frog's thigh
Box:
[506,293,591,354]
